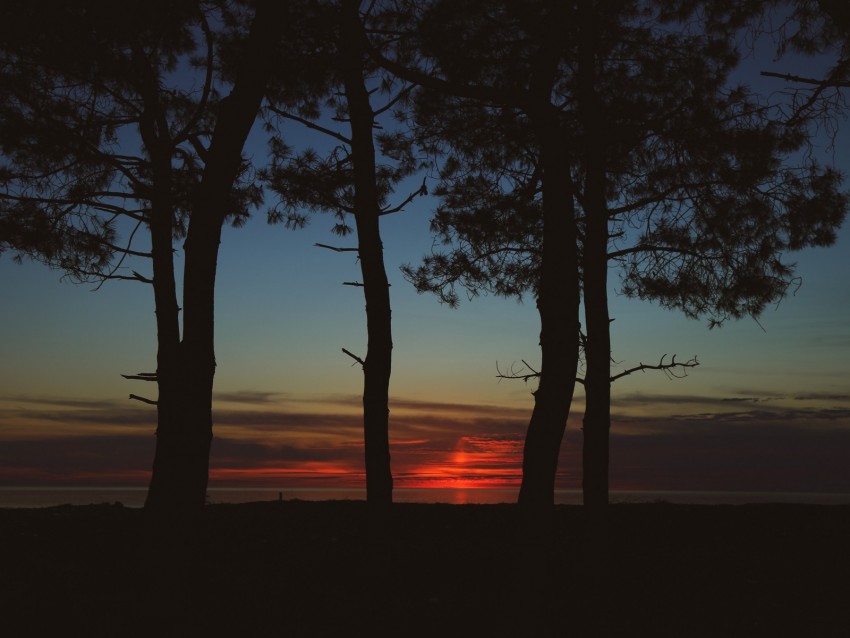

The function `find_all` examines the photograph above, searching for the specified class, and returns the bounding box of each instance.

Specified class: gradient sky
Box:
[1,27,849,495]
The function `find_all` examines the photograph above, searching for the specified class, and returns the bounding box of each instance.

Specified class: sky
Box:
[1,18,849,496]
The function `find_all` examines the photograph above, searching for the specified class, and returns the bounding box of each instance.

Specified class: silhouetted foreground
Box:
[2,501,848,636]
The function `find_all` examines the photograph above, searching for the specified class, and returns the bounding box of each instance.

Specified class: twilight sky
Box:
[1,29,849,495]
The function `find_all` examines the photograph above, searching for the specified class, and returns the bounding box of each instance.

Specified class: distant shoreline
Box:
[2,485,849,508]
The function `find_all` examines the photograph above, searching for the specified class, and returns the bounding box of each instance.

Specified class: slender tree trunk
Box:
[577,0,611,510]
[144,0,280,514]
[341,0,394,509]
[576,8,613,614]
[581,203,611,511]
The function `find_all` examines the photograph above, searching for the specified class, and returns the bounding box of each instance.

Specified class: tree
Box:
[399,0,848,509]
[264,0,423,509]
[392,0,584,510]
[0,0,287,516]
[146,0,286,515]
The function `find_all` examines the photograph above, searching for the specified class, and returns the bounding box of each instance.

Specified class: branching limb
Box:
[496,359,540,383]
[761,57,850,125]
[496,353,698,385]
[610,354,699,382]
[379,176,428,216]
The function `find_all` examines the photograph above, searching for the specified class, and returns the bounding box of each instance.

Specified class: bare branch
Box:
[760,70,850,88]
[267,105,352,145]
[95,239,152,259]
[315,242,359,252]
[496,353,698,385]
[342,347,365,368]
[128,393,157,405]
[496,359,540,383]
[343,281,365,287]
[121,372,158,381]
[610,354,699,382]
[130,270,153,284]
[89,219,147,291]
[373,82,415,118]
[379,176,428,216]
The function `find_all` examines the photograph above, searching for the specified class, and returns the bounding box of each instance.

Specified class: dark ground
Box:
[1,500,848,637]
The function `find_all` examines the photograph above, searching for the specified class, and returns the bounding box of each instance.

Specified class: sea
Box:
[1,487,849,508]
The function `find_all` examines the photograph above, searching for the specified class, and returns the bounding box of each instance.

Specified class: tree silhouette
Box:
[264,0,423,509]
[373,0,583,509]
[398,0,848,509]
[0,0,287,515]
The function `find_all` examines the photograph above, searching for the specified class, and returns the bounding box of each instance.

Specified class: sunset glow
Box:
[2,383,850,495]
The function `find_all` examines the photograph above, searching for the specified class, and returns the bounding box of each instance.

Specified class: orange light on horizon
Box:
[396,436,523,489]
[209,462,365,487]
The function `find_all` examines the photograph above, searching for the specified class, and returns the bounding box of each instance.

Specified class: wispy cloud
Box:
[792,393,850,402]
[214,390,288,405]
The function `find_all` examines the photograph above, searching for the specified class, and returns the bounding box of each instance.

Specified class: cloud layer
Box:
[1,390,849,493]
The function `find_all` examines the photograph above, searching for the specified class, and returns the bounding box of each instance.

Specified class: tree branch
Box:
[608,244,704,260]
[128,393,157,405]
[379,176,428,216]
[760,70,850,88]
[315,242,359,252]
[610,354,699,382]
[121,372,158,381]
[342,347,365,368]
[496,359,540,383]
[267,105,352,145]
[373,82,415,118]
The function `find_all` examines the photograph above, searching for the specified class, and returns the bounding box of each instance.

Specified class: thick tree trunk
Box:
[341,0,394,509]
[518,15,581,510]
[518,122,580,509]
[136,90,200,514]
[577,0,612,511]
[144,0,280,515]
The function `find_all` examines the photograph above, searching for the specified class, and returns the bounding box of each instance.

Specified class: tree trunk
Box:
[581,204,611,511]
[144,0,280,515]
[577,0,611,510]
[341,0,394,509]
[135,82,200,515]
[518,117,580,509]
[518,14,581,510]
